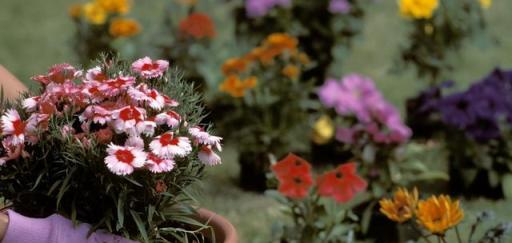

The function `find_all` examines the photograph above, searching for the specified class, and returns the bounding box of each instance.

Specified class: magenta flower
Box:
[245,0,291,18]
[329,0,351,14]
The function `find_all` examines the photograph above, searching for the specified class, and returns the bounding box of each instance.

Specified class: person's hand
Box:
[0,65,28,100]
[0,210,138,243]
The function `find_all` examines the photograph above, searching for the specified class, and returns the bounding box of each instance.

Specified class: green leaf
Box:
[361,201,377,234]
[130,209,149,243]
[502,174,512,199]
[124,176,143,187]
[488,171,500,187]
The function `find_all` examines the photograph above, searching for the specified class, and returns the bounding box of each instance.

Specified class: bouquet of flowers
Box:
[217,33,314,191]
[410,69,512,198]
[396,0,488,84]
[0,56,223,242]
[69,0,141,65]
[237,0,367,84]
[267,153,367,242]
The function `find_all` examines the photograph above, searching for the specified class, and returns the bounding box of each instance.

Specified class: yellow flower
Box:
[282,65,300,79]
[264,33,298,51]
[219,75,257,97]
[69,4,83,19]
[399,0,439,19]
[83,2,107,25]
[416,195,464,235]
[297,52,310,65]
[109,18,141,38]
[222,58,248,76]
[380,187,419,223]
[96,0,131,14]
[479,0,492,9]
[312,115,334,145]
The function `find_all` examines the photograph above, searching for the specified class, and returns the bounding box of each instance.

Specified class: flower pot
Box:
[238,151,268,192]
[195,208,238,243]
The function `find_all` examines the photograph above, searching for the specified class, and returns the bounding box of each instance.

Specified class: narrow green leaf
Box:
[130,209,149,243]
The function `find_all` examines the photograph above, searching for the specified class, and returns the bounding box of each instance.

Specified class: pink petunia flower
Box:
[145,153,175,173]
[104,144,146,175]
[111,105,146,135]
[149,132,192,158]
[155,111,181,128]
[100,75,136,97]
[198,145,221,166]
[131,57,169,79]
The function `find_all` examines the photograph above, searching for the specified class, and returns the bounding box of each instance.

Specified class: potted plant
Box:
[0,56,235,242]
[217,33,314,191]
[69,0,141,66]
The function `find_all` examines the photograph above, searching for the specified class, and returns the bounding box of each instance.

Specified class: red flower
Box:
[317,162,367,203]
[272,153,313,199]
[178,13,216,39]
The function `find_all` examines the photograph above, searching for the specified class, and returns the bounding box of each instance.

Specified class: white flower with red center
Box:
[198,145,221,166]
[79,105,111,125]
[128,84,167,111]
[125,136,144,148]
[136,119,157,137]
[131,57,169,79]
[85,66,108,82]
[146,153,175,173]
[111,105,146,135]
[0,136,25,164]
[82,81,105,103]
[1,109,27,145]
[22,96,40,112]
[163,95,179,107]
[149,132,192,158]
[104,144,146,175]
[100,75,136,97]
[155,111,181,128]
[31,63,77,85]
[188,126,222,149]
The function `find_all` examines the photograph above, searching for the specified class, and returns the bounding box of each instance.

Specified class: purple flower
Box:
[318,78,343,108]
[245,0,291,18]
[437,93,477,129]
[335,126,357,144]
[335,74,382,122]
[329,0,351,14]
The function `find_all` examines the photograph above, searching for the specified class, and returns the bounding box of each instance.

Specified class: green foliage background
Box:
[1,0,512,242]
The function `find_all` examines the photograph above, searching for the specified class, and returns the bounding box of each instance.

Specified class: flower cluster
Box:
[1,57,222,175]
[398,0,439,19]
[219,33,309,97]
[178,13,216,40]
[328,0,351,14]
[271,153,367,203]
[318,74,411,145]
[380,188,464,235]
[70,0,140,38]
[432,69,512,142]
[245,0,291,18]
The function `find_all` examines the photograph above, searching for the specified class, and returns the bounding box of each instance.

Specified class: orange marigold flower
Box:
[83,2,107,25]
[416,195,464,235]
[379,187,419,223]
[219,75,246,98]
[264,33,298,55]
[243,76,258,89]
[222,58,248,75]
[282,65,300,79]
[69,4,82,19]
[109,18,141,38]
[179,13,216,39]
[272,153,313,199]
[97,0,131,15]
[297,52,310,65]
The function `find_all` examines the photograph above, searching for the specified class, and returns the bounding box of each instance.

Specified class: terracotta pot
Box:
[196,208,238,243]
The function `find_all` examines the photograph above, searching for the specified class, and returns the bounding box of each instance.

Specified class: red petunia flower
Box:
[317,162,367,203]
[271,153,313,199]
[178,13,216,39]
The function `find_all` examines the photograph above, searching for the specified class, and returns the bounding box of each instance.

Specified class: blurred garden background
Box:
[1,0,512,242]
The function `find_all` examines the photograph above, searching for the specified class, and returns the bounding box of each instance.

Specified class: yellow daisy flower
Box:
[399,0,439,19]
[83,2,107,25]
[380,187,419,223]
[416,195,464,235]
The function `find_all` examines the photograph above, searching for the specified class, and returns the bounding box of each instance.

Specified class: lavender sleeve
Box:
[3,210,138,243]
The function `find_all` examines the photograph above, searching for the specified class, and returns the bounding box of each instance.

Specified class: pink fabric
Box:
[3,210,138,243]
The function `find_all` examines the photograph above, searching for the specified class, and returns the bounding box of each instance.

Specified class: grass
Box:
[1,0,512,242]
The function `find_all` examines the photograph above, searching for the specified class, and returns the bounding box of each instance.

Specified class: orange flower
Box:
[416,195,464,235]
[297,52,310,65]
[222,58,248,75]
[97,0,131,15]
[282,65,300,79]
[109,18,141,38]
[264,33,298,52]
[69,4,82,19]
[179,13,216,39]
[219,75,246,98]
[243,76,258,89]
[380,187,419,223]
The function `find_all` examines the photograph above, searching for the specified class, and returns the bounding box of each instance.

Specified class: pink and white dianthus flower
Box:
[82,81,106,103]
[128,84,168,111]
[1,109,28,145]
[125,136,144,148]
[79,105,111,125]
[104,144,146,175]
[149,132,192,158]
[145,153,175,173]
[31,63,78,85]
[111,105,146,135]
[198,145,221,166]
[85,66,108,82]
[136,119,157,137]
[100,75,136,97]
[188,126,222,149]
[22,96,41,112]
[131,57,169,79]
[155,111,181,128]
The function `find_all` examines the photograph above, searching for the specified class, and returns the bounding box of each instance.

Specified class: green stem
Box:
[410,224,433,243]
[455,226,463,243]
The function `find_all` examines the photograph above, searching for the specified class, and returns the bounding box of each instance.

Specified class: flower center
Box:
[119,107,141,121]
[335,172,344,179]
[293,177,303,184]
[141,63,159,71]
[148,154,163,164]
[148,90,158,99]
[108,78,127,88]
[12,119,25,135]
[115,149,135,164]
[159,133,179,146]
